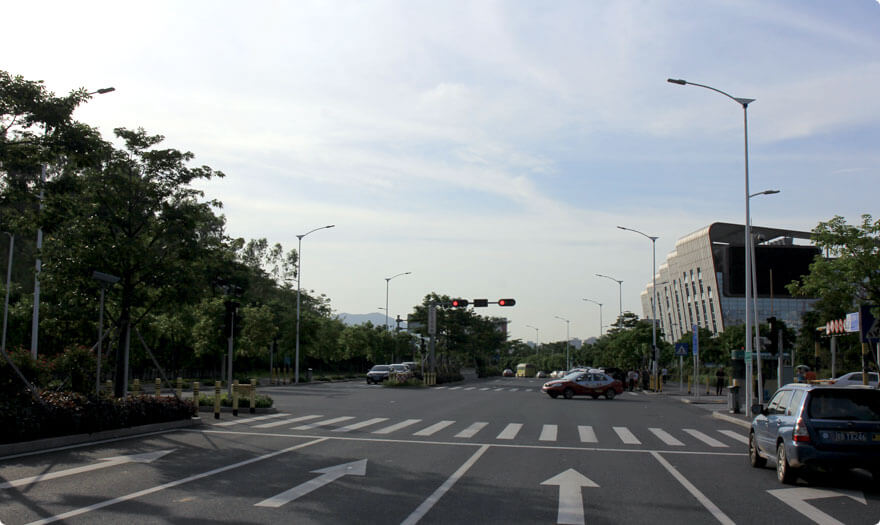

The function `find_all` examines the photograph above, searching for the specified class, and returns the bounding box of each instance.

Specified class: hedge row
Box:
[0,391,196,444]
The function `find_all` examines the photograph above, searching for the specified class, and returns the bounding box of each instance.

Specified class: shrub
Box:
[384,377,423,388]
[51,346,98,395]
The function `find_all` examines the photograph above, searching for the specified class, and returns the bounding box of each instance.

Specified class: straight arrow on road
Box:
[541,468,599,525]
[1,450,175,490]
[254,459,367,508]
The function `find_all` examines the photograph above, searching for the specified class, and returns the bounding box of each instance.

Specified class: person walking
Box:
[715,367,726,396]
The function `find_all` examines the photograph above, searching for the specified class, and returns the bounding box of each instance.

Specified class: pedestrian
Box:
[627,370,636,391]
[715,367,726,396]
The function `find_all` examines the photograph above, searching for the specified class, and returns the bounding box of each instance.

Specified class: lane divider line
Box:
[650,451,735,525]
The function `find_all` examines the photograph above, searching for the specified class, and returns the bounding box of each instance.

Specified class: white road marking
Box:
[718,430,748,445]
[448,386,462,390]
[0,450,174,489]
[253,415,322,429]
[292,416,355,430]
[539,425,558,441]
[401,445,489,525]
[613,426,641,444]
[510,388,519,392]
[255,459,367,508]
[414,421,456,436]
[333,417,389,432]
[464,387,476,391]
[649,428,685,446]
[372,419,422,434]
[541,468,599,525]
[454,422,488,438]
[480,387,490,391]
[212,413,290,427]
[23,438,327,525]
[578,426,597,443]
[768,487,867,525]
[494,388,504,391]
[683,429,728,448]
[496,423,523,440]
[650,451,735,525]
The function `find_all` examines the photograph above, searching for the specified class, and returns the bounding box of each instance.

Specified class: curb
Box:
[197,406,278,414]
[0,417,203,458]
[711,410,752,429]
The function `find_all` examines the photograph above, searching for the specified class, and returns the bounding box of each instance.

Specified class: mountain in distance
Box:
[338,312,388,327]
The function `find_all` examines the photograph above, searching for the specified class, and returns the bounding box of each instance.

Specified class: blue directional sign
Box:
[674,343,689,357]
[692,325,699,356]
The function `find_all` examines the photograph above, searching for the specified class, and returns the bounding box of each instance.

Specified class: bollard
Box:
[232,380,240,417]
[214,381,221,419]
[271,367,276,386]
[193,381,200,406]
[706,376,710,395]
[176,377,183,398]
[155,378,162,397]
[132,378,141,396]
[250,378,257,414]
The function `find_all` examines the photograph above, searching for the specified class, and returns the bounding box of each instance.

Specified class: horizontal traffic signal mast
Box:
[450,298,516,307]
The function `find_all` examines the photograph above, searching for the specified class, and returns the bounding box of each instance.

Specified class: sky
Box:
[4,0,880,345]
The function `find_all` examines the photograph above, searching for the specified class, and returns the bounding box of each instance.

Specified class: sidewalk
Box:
[655,380,752,429]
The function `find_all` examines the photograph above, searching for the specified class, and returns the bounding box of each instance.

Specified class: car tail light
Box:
[793,417,810,443]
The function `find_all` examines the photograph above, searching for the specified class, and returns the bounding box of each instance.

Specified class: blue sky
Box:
[5,0,879,344]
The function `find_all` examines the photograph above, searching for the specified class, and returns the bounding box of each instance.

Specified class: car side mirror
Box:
[750,403,766,416]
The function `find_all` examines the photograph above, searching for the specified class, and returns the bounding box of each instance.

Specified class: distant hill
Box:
[338,312,388,327]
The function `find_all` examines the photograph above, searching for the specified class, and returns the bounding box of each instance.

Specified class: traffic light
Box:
[451,299,469,308]
[498,298,516,306]
[473,299,489,307]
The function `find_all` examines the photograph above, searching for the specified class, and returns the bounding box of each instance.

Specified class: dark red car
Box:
[542,371,624,400]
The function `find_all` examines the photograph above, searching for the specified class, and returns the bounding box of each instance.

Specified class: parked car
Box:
[502,368,515,377]
[749,384,880,484]
[542,371,624,400]
[389,363,413,380]
[830,371,879,387]
[535,371,548,378]
[366,365,392,384]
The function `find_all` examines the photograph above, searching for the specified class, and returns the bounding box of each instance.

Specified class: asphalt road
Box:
[1,377,877,524]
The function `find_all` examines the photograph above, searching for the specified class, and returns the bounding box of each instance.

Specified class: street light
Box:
[295,224,335,384]
[31,85,116,359]
[668,77,755,405]
[385,272,411,331]
[525,324,540,352]
[91,271,119,395]
[748,189,780,404]
[618,226,659,382]
[554,315,571,370]
[595,274,623,324]
[582,298,603,337]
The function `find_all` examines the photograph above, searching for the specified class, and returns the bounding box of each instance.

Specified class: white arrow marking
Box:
[254,459,367,508]
[541,468,599,525]
[1,449,175,490]
[768,487,866,525]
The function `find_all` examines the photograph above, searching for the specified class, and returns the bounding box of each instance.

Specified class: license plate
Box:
[820,431,868,442]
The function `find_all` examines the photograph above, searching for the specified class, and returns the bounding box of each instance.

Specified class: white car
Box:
[830,371,879,387]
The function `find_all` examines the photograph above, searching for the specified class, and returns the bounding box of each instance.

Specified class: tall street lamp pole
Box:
[31,86,115,359]
[617,226,659,382]
[748,189,780,403]
[554,315,571,370]
[668,77,755,404]
[525,324,540,352]
[295,224,335,384]
[582,298,603,337]
[596,274,623,325]
[385,272,411,331]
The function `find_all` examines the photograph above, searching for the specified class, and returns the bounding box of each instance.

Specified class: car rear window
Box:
[371,365,390,371]
[807,389,880,421]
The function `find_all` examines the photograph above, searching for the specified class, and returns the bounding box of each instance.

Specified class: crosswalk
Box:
[208,413,746,449]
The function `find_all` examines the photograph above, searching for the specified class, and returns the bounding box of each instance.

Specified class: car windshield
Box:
[371,365,390,371]
[562,372,583,381]
[807,389,880,421]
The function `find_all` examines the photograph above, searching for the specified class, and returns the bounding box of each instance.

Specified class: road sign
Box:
[860,304,879,343]
[674,343,689,357]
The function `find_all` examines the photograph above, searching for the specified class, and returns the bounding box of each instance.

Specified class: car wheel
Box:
[776,442,797,484]
[604,389,616,400]
[749,432,766,468]
[563,388,574,399]
[366,378,372,384]
[548,392,559,399]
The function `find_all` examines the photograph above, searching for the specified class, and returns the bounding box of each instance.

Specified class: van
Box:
[516,363,536,377]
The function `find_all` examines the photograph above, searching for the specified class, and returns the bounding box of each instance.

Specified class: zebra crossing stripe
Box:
[479,388,490,391]
[683,429,728,448]
[718,430,748,445]
[578,425,597,443]
[464,387,476,391]
[333,417,389,432]
[449,386,462,390]
[539,425,558,441]
[413,421,455,436]
[454,422,488,438]
[613,426,641,444]
[509,388,519,392]
[254,415,322,429]
[212,413,289,427]
[493,388,504,391]
[373,419,422,434]
[649,427,685,446]
[496,423,523,440]
[292,416,355,430]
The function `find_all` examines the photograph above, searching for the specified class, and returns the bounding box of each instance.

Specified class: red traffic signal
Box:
[451,299,469,307]
[498,298,516,306]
